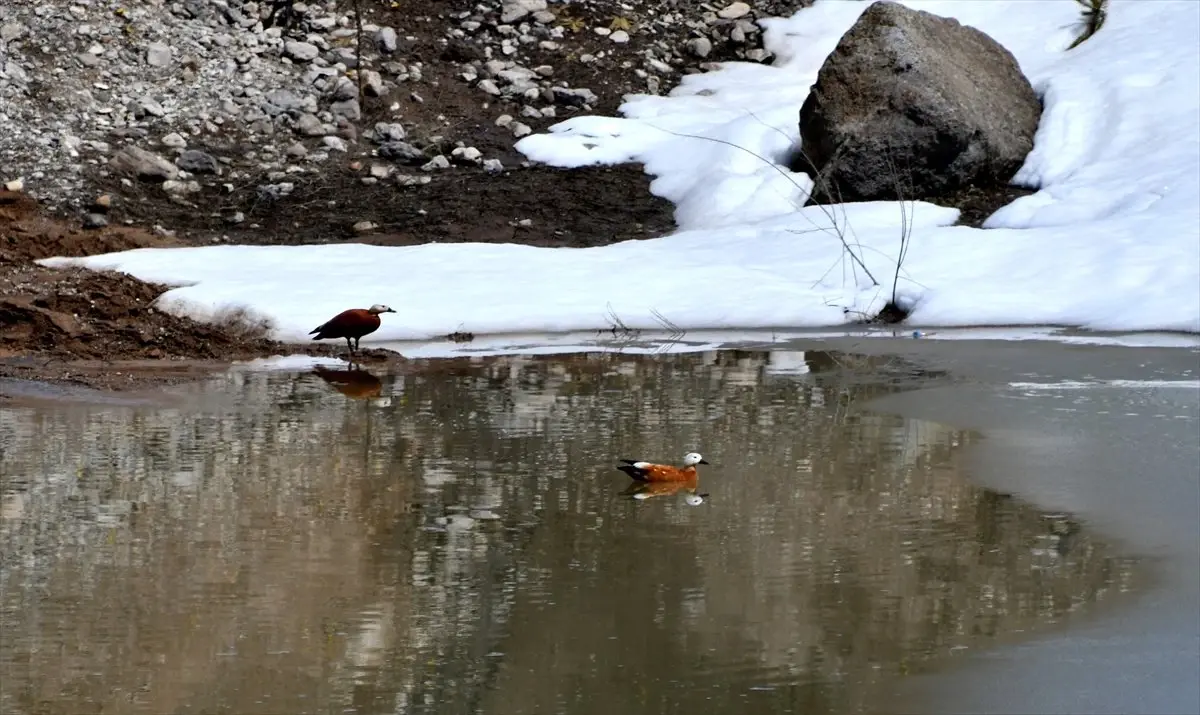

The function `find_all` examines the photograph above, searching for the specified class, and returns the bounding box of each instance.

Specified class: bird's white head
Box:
[368,304,396,314]
[682,452,709,467]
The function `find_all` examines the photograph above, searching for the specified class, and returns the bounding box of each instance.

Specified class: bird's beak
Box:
[699,459,710,465]
[386,308,397,313]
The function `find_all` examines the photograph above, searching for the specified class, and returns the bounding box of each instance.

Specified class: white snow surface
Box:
[41,0,1200,343]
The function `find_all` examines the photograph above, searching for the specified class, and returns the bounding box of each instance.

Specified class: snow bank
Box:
[41,0,1200,342]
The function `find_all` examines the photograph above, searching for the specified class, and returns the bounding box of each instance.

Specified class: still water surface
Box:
[0,350,1137,714]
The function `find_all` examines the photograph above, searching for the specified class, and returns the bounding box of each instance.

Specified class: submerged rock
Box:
[796,0,1042,202]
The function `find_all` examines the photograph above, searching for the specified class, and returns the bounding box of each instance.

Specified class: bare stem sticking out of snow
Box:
[641,121,880,288]
[1069,0,1108,49]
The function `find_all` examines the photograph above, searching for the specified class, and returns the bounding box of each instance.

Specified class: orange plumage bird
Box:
[309,304,395,355]
[616,452,710,483]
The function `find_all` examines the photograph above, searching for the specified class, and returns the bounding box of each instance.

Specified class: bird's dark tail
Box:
[616,464,648,482]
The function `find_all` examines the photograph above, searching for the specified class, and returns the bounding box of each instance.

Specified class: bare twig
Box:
[640,121,879,287]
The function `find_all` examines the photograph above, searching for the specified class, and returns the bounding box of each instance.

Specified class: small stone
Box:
[377,27,398,54]
[176,150,220,175]
[610,30,630,44]
[226,211,246,225]
[482,158,503,173]
[353,220,379,235]
[451,146,483,164]
[495,114,514,128]
[109,146,179,182]
[3,178,23,192]
[296,113,325,136]
[363,70,385,97]
[501,0,547,24]
[332,76,358,101]
[83,213,108,229]
[717,2,752,20]
[369,164,393,179]
[161,132,187,149]
[373,122,407,142]
[687,37,713,58]
[421,155,451,171]
[322,136,348,152]
[511,122,532,138]
[162,179,201,195]
[477,79,502,96]
[330,99,362,121]
[286,142,309,158]
[378,141,426,164]
[0,22,24,43]
[285,41,320,62]
[92,194,112,212]
[145,42,172,67]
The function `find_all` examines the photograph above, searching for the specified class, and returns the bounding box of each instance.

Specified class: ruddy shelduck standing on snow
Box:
[616,452,710,483]
[309,304,396,355]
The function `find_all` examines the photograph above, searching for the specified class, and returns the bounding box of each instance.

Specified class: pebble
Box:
[145,42,172,67]
[717,2,753,20]
[284,41,320,63]
[161,132,188,149]
[176,149,220,174]
[4,178,24,192]
[377,27,399,54]
[82,213,108,229]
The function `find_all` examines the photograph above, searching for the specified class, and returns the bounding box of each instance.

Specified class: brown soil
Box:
[0,190,403,393]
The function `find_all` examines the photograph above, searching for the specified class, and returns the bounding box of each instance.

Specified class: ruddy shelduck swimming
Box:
[309,304,396,355]
[616,452,710,483]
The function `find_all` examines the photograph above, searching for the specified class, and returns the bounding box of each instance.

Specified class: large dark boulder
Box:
[796,1,1042,203]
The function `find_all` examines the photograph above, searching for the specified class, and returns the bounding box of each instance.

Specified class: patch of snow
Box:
[233,354,349,371]
[38,0,1200,340]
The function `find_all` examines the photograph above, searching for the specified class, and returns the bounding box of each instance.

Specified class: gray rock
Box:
[717,2,752,20]
[330,99,361,121]
[286,142,309,158]
[378,141,426,164]
[176,149,220,174]
[264,89,310,115]
[83,213,108,229]
[797,1,1042,202]
[501,0,547,24]
[377,27,398,54]
[161,132,188,149]
[687,37,713,58]
[295,113,325,136]
[363,70,385,97]
[331,76,358,101]
[421,155,451,171]
[1,22,24,43]
[108,145,180,182]
[322,136,348,152]
[477,79,502,96]
[3,60,28,84]
[373,122,407,142]
[483,158,504,174]
[145,42,172,67]
[285,41,320,62]
[550,87,598,107]
[134,97,167,118]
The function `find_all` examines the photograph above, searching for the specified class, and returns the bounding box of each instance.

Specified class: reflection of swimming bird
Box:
[309,304,396,356]
[312,365,383,400]
[617,452,709,482]
[621,479,709,505]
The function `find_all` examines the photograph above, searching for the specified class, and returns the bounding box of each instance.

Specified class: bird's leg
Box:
[345,336,354,359]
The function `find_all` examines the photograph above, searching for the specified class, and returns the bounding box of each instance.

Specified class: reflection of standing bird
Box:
[312,365,383,400]
[616,452,709,482]
[309,304,395,356]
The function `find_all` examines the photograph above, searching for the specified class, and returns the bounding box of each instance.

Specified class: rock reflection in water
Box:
[0,350,1136,715]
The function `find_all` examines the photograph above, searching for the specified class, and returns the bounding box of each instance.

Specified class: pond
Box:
[0,348,1144,714]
